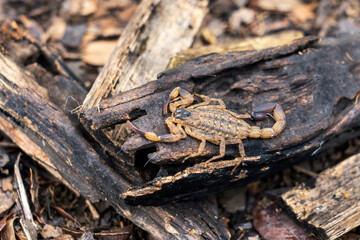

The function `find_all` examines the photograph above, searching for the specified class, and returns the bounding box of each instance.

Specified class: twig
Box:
[292,165,318,178]
[14,154,34,223]
[85,200,100,222]
[14,153,37,239]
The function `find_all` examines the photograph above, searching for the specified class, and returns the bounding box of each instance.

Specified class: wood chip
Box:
[281,152,360,239]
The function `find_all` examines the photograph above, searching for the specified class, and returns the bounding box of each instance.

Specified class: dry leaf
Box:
[229,8,256,34]
[87,17,125,39]
[290,3,316,24]
[250,0,301,12]
[0,213,15,232]
[201,28,217,44]
[100,0,133,10]
[0,177,14,214]
[41,224,63,238]
[15,230,28,240]
[253,195,315,240]
[1,176,13,192]
[115,4,138,21]
[0,191,14,215]
[82,40,117,66]
[0,215,17,240]
[0,152,9,168]
[46,17,67,42]
[62,0,98,16]
[55,234,75,240]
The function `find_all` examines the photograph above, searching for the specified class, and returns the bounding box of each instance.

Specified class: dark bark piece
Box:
[0,51,230,239]
[84,36,317,130]
[25,63,87,111]
[83,36,360,205]
[280,152,360,240]
[2,14,229,239]
[0,53,106,197]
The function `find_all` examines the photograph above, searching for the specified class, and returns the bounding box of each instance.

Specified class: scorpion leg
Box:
[183,140,206,162]
[164,87,194,114]
[223,139,245,175]
[249,103,286,138]
[205,138,226,163]
[127,117,186,142]
[187,94,226,109]
[182,126,208,161]
[207,138,246,174]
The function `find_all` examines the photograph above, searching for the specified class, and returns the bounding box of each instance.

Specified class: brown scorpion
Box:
[127,87,286,172]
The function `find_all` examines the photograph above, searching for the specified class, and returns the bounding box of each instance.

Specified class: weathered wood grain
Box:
[281,153,360,240]
[82,36,360,205]
[82,0,209,108]
[0,52,230,239]
[168,30,304,68]
[0,18,231,238]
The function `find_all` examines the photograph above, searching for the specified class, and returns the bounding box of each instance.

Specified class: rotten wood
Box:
[168,30,304,68]
[280,152,360,240]
[82,36,360,205]
[79,0,209,163]
[0,26,230,239]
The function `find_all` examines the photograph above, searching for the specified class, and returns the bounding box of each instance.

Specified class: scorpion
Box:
[127,87,286,171]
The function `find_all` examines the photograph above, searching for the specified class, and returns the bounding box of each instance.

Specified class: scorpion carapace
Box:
[127,87,286,172]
